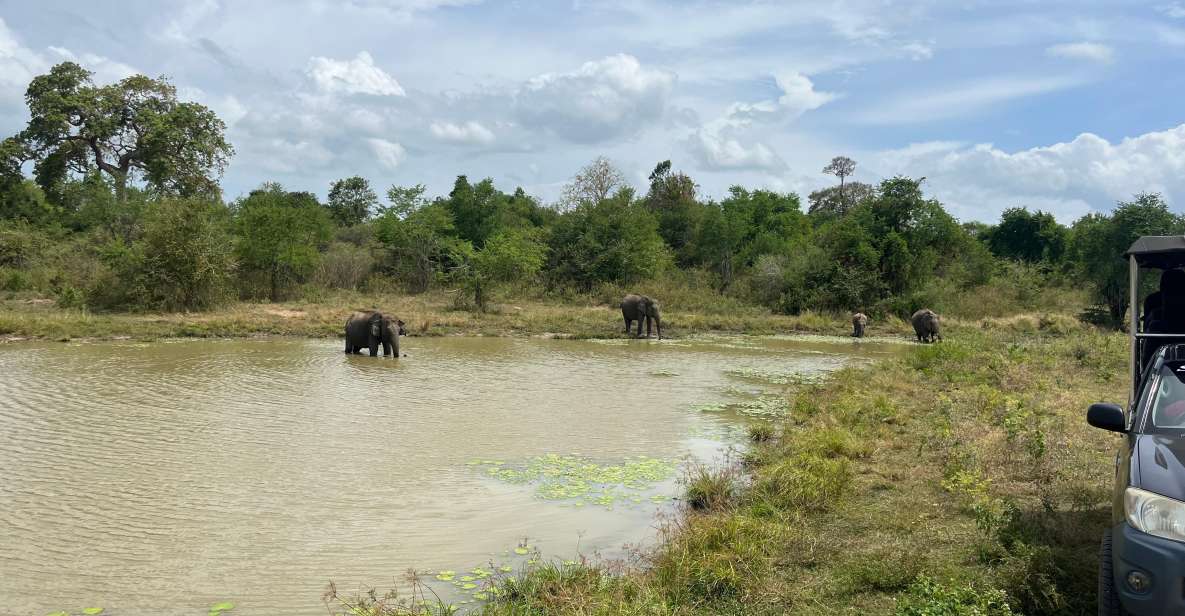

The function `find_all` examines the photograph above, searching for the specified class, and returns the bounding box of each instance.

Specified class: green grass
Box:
[481,318,1124,615]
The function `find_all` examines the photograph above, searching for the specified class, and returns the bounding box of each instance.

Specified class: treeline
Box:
[0,62,1181,325]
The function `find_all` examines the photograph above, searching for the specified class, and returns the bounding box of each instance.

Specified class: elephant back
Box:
[910,308,939,334]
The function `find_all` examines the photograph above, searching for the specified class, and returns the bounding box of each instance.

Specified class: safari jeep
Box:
[1089,236,1185,615]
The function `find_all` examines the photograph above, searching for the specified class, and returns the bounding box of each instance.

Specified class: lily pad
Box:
[83,610,104,616]
[513,547,530,555]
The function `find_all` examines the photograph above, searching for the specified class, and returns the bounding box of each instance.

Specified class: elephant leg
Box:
[345,340,352,353]
[646,316,652,338]
[635,319,643,338]
[383,340,393,356]
[624,318,632,334]
[369,339,379,356]
[393,337,400,358]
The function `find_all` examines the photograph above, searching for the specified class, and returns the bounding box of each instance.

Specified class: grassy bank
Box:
[0,289,896,343]
[477,316,1124,615]
[0,274,1087,344]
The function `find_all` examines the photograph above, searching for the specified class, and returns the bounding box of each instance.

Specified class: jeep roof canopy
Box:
[1126,235,1185,269]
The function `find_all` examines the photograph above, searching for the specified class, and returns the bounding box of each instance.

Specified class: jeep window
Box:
[1149,361,1185,429]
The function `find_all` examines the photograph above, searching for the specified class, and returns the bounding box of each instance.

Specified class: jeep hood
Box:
[1135,434,1185,502]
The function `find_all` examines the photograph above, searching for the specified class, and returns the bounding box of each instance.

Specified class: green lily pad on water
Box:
[45,612,68,616]
[513,547,530,555]
[83,610,104,615]
[209,601,235,616]
[435,570,456,581]
[473,453,677,508]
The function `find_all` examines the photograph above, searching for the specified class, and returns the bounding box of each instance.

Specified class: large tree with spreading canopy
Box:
[8,62,232,203]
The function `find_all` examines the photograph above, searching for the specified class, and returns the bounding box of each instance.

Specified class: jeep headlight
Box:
[1126,487,1185,542]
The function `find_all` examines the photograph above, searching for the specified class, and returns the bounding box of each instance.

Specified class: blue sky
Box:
[2,0,1185,223]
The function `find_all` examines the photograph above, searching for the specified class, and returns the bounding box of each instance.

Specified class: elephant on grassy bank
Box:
[911,308,942,343]
[344,310,407,357]
[852,313,868,338]
[621,294,662,339]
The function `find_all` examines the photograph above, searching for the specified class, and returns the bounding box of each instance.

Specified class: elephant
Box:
[621,294,662,339]
[851,312,868,338]
[344,310,406,357]
[911,308,942,343]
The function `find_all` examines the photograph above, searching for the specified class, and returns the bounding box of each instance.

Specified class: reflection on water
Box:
[0,335,897,615]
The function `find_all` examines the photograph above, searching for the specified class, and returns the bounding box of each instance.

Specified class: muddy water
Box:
[0,335,898,615]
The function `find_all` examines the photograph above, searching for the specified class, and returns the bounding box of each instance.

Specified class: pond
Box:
[0,334,900,615]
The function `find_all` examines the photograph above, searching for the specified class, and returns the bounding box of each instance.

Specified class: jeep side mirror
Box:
[1087,403,1126,433]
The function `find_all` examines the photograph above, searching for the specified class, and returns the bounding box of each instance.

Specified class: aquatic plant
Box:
[472,453,677,508]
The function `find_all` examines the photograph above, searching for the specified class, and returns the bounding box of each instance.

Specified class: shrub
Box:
[684,465,739,511]
[752,453,851,512]
[747,422,774,442]
[138,199,236,311]
[314,242,375,290]
[894,576,1015,616]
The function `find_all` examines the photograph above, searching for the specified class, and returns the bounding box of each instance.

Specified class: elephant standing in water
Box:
[851,312,868,338]
[621,294,662,339]
[344,310,407,357]
[911,308,942,343]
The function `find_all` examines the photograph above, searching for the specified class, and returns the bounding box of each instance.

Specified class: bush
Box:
[751,453,851,512]
[87,199,236,311]
[684,465,739,511]
[314,242,375,290]
[0,267,30,291]
[138,199,236,310]
[894,576,1016,615]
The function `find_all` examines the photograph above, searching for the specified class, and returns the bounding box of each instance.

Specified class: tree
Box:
[138,198,237,310]
[986,207,1067,263]
[12,62,232,203]
[548,188,669,289]
[375,185,458,293]
[822,156,857,208]
[559,156,627,209]
[450,229,547,310]
[326,176,378,226]
[807,181,875,218]
[1069,193,1183,327]
[234,183,333,301]
[644,160,700,260]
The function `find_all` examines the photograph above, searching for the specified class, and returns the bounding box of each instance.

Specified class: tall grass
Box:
[482,319,1123,615]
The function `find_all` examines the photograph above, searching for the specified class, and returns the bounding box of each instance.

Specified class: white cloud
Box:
[339,0,482,19]
[429,120,495,144]
[367,137,407,169]
[307,51,405,97]
[1159,3,1185,19]
[179,87,248,127]
[514,54,675,143]
[1046,42,1114,64]
[872,124,1185,222]
[686,129,785,172]
[901,41,934,61]
[686,72,830,172]
[855,74,1088,124]
[158,0,220,43]
[0,18,48,98]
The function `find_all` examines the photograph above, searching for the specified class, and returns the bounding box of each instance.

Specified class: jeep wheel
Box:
[1099,529,1128,616]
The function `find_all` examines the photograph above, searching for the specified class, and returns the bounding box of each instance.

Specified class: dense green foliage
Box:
[0,62,1179,324]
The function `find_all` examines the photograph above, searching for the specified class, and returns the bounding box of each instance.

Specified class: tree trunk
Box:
[838,176,845,212]
[270,262,279,302]
[1110,298,1128,331]
[113,170,128,204]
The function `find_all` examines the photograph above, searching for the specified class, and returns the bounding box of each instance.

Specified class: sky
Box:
[2,0,1185,223]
